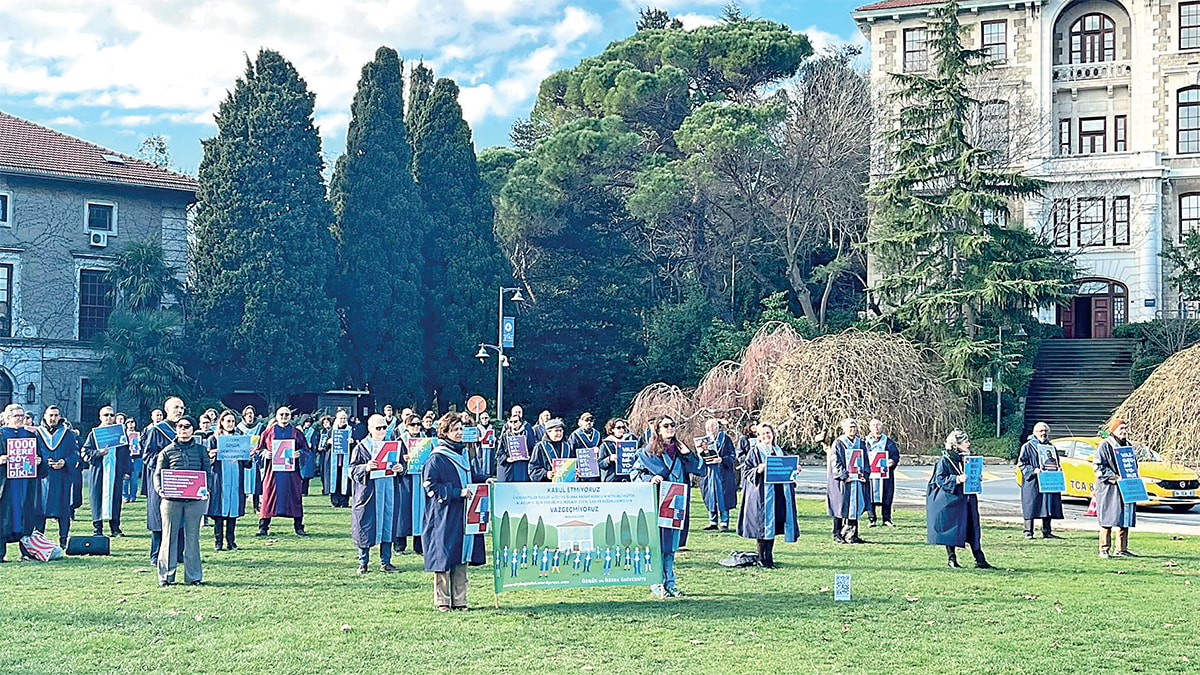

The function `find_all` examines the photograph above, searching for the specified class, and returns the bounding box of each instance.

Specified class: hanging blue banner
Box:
[501,316,515,348]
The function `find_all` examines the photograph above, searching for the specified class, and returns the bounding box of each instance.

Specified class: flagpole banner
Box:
[491,482,661,594]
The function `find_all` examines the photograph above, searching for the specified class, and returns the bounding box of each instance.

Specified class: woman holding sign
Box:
[495,412,535,483]
[206,410,250,551]
[154,415,211,586]
[529,419,571,482]
[0,403,46,562]
[422,413,488,611]
[632,415,701,599]
[599,419,631,482]
[926,430,992,569]
[1094,419,1137,558]
[737,423,799,568]
[350,414,403,574]
[1016,422,1063,540]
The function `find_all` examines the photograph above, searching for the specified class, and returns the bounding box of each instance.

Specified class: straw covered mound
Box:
[1113,343,1200,464]
[760,331,959,450]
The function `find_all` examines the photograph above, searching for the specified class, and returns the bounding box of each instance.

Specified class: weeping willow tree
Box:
[866,0,1075,395]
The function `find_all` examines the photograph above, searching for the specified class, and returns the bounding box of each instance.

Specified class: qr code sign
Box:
[834,574,851,601]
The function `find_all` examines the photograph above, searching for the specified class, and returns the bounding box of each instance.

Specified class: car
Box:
[1015,436,1200,513]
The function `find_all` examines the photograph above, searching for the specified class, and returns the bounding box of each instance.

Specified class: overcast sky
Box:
[0,0,867,174]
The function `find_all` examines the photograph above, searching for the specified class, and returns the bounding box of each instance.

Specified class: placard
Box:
[1036,443,1060,471]
[480,428,496,449]
[92,424,127,450]
[5,437,37,479]
[505,434,530,462]
[216,434,252,461]
[406,437,435,474]
[1118,477,1149,504]
[466,483,490,535]
[764,454,799,483]
[160,469,209,499]
[963,455,984,495]
[576,446,600,479]
[693,435,718,462]
[869,448,890,479]
[616,439,638,476]
[552,458,577,482]
[331,428,351,456]
[847,446,865,481]
[657,481,688,530]
[1036,470,1066,493]
[370,440,401,478]
[271,439,296,472]
[1113,446,1139,480]
[127,431,142,458]
[461,426,480,444]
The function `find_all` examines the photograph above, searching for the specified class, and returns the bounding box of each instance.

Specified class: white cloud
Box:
[47,116,81,127]
[677,13,722,29]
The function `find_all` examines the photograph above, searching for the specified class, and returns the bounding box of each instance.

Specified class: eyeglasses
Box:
[614,425,627,430]
[176,424,193,430]
[661,422,676,428]
[372,425,387,431]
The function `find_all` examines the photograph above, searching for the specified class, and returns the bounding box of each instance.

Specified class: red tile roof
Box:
[0,111,197,195]
[855,0,941,12]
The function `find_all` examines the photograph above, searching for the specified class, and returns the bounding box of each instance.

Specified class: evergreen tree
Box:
[190,49,339,405]
[410,73,511,405]
[329,47,425,404]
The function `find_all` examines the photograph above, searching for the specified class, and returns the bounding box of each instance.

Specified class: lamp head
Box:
[510,289,526,303]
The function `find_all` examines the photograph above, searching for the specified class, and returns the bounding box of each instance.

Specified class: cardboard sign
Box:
[331,428,351,456]
[1037,470,1066,493]
[461,426,480,444]
[576,446,600,479]
[869,447,890,479]
[466,483,490,535]
[505,434,530,462]
[127,431,142,458]
[765,454,799,483]
[552,458,577,482]
[271,439,296,472]
[407,437,435,474]
[160,469,209,499]
[657,481,688,530]
[480,428,496,449]
[5,437,37,479]
[616,440,638,476]
[963,456,984,495]
[92,424,127,451]
[216,434,252,461]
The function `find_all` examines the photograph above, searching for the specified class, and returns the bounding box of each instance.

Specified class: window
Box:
[0,193,9,226]
[1112,196,1130,246]
[1052,199,1071,247]
[1070,14,1116,63]
[1079,117,1106,154]
[1077,197,1105,246]
[79,378,102,432]
[904,28,929,72]
[1183,2,1200,50]
[1059,119,1072,155]
[0,371,11,409]
[78,269,114,341]
[978,100,1010,163]
[1114,115,1127,152]
[1181,193,1200,238]
[1180,88,1200,154]
[982,20,1007,62]
[0,264,10,338]
[85,201,116,233]
[982,207,1008,228]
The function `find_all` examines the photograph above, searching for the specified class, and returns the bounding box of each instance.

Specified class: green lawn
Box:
[3,494,1198,675]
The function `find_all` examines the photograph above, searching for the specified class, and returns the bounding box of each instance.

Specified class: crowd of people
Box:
[0,396,1142,608]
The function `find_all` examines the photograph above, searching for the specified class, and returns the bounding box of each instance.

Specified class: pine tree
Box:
[190,49,339,405]
[409,73,511,405]
[329,47,426,404]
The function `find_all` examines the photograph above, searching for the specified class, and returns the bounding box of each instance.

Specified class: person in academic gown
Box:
[421,413,488,611]
[566,413,602,483]
[419,412,436,439]
[700,418,738,532]
[632,415,701,599]
[37,406,80,548]
[735,422,757,473]
[393,415,422,555]
[495,411,536,483]
[926,430,992,569]
[1017,421,1064,540]
[143,396,187,564]
[736,423,799,568]
[237,406,265,512]
[0,403,46,562]
[255,407,312,537]
[827,418,868,544]
[206,410,251,551]
[529,418,571,482]
[598,418,631,483]
[122,417,143,503]
[459,412,492,479]
[351,414,404,574]
[864,418,902,527]
[321,409,354,508]
[1094,419,1137,558]
[80,406,132,537]
[532,410,552,443]
[299,416,321,495]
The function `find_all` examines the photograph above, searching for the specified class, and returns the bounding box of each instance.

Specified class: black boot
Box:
[294,518,307,536]
[256,518,269,537]
[973,549,993,569]
[947,546,961,568]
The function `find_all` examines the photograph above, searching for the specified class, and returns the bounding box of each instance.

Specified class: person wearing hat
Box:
[926,430,992,569]
[529,418,571,482]
[1094,419,1137,558]
[154,415,211,586]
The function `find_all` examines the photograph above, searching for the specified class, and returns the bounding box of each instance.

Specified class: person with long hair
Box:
[1094,419,1137,558]
[598,418,631,482]
[926,430,992,569]
[632,415,701,598]
[736,423,799,568]
[206,410,250,551]
[421,413,488,611]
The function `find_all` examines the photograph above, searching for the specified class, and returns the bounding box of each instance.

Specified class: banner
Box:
[963,456,984,495]
[92,424,126,451]
[407,437,435,474]
[271,439,296,472]
[491,482,661,593]
[6,437,37,479]
[1037,470,1066,493]
[216,435,252,461]
[467,483,490,535]
[657,481,688,530]
[764,455,799,484]
[505,434,529,462]
[501,316,515,349]
[331,428,352,456]
[461,426,480,444]
[616,440,638,476]
[160,469,209,499]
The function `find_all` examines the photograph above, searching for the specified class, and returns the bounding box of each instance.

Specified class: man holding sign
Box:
[81,406,132,538]
[1093,419,1138,558]
[255,407,312,537]
[350,415,403,574]
[1016,422,1064,540]
[827,419,868,545]
[153,415,210,586]
[865,419,900,527]
[0,403,45,562]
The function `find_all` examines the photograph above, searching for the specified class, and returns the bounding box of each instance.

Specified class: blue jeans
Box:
[661,551,677,590]
[709,509,729,525]
[358,542,393,566]
[124,458,144,501]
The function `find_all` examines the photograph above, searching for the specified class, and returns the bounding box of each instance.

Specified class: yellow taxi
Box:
[1016,436,1200,512]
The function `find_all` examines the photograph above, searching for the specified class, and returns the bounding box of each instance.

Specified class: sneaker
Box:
[188,580,205,586]
[380,563,398,572]
[1024,532,1034,540]
[214,543,223,552]
[703,524,718,531]
[92,530,104,537]
[651,584,668,599]
[947,558,962,568]
[357,564,369,575]
[666,586,683,597]
[1098,551,1110,559]
[883,521,895,527]
[452,606,469,611]
[159,580,173,587]
[111,530,125,538]
[437,605,451,612]
[833,536,847,545]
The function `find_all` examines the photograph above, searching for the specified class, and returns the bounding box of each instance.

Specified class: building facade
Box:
[0,112,196,424]
[855,0,1200,338]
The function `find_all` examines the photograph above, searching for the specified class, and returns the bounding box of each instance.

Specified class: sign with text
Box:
[216,435,252,462]
[271,439,296,472]
[616,440,638,477]
[331,429,351,456]
[575,446,600,479]
[552,458,577,482]
[1037,470,1066,493]
[764,454,799,484]
[693,435,718,462]
[657,481,688,530]
[5,437,37,479]
[505,434,530,462]
[834,573,852,602]
[160,469,209,499]
[963,456,984,495]
[461,426,480,444]
[1113,446,1139,480]
[466,483,490,535]
[1118,477,1149,504]
[92,424,126,451]
[847,446,865,482]
[406,437,435,475]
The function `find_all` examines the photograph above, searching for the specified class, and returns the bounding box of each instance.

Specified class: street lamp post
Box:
[477,286,524,421]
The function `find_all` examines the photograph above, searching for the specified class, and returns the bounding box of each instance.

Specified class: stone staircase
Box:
[1023,338,1137,438]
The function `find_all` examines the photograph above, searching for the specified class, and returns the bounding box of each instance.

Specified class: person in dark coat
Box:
[351,414,403,574]
[827,418,867,544]
[598,418,631,482]
[631,415,701,599]
[154,415,211,586]
[320,410,354,507]
[237,406,265,512]
[736,423,799,568]
[865,418,901,527]
[0,403,46,562]
[206,410,251,551]
[255,407,312,537]
[80,406,132,537]
[528,418,570,482]
[143,396,187,565]
[393,415,423,555]
[735,422,757,473]
[1017,421,1064,540]
[421,413,488,611]
[495,409,535,483]
[1094,419,1137,558]
[926,430,992,569]
[37,406,80,548]
[700,418,737,532]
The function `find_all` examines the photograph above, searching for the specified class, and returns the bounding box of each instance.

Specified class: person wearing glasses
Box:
[700,418,737,532]
[37,405,80,549]
[422,413,489,610]
[599,418,631,482]
[142,396,187,565]
[206,410,251,551]
[828,418,868,545]
[0,403,46,562]
[495,407,535,483]
[394,414,424,555]
[350,414,404,574]
[237,406,265,512]
[254,407,313,537]
[81,405,133,537]
[632,415,701,598]
[321,409,354,508]
[529,418,570,482]
[154,415,211,586]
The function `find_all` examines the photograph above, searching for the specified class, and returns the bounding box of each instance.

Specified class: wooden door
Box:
[1092,296,1111,339]
[1059,301,1074,338]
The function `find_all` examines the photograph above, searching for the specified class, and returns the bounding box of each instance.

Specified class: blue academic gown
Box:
[926,451,982,549]
[237,421,265,498]
[528,439,570,482]
[206,435,249,518]
[0,426,47,544]
[350,439,399,548]
[321,425,354,498]
[700,431,738,516]
[737,443,799,541]
[38,424,80,522]
[631,444,701,556]
[568,428,602,483]
[141,421,177,532]
[421,441,487,572]
[827,435,868,519]
[495,424,535,483]
[81,427,132,525]
[598,436,629,483]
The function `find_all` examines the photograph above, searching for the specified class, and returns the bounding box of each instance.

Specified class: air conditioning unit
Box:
[89,231,108,248]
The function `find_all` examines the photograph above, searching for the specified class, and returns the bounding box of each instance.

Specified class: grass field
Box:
[3,493,1198,675]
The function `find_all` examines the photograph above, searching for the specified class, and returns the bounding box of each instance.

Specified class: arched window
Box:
[1070,13,1116,64]
[0,370,12,409]
[1180,88,1200,154]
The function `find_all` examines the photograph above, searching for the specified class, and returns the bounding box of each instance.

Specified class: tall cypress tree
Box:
[190,49,339,405]
[329,47,425,404]
[410,73,511,405]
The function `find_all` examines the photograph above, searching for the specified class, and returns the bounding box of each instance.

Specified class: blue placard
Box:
[331,429,351,456]
[963,456,984,495]
[1113,446,1139,480]
[501,316,515,348]
[1036,470,1065,493]
[616,439,638,476]
[92,424,127,450]
[216,434,252,461]
[462,426,480,443]
[1118,477,1149,504]
[764,454,799,484]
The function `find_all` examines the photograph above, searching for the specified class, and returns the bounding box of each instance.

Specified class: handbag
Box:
[66,535,111,556]
[718,550,761,568]
[20,531,63,561]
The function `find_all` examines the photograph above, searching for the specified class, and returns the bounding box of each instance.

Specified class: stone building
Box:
[0,112,196,424]
[854,0,1200,338]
